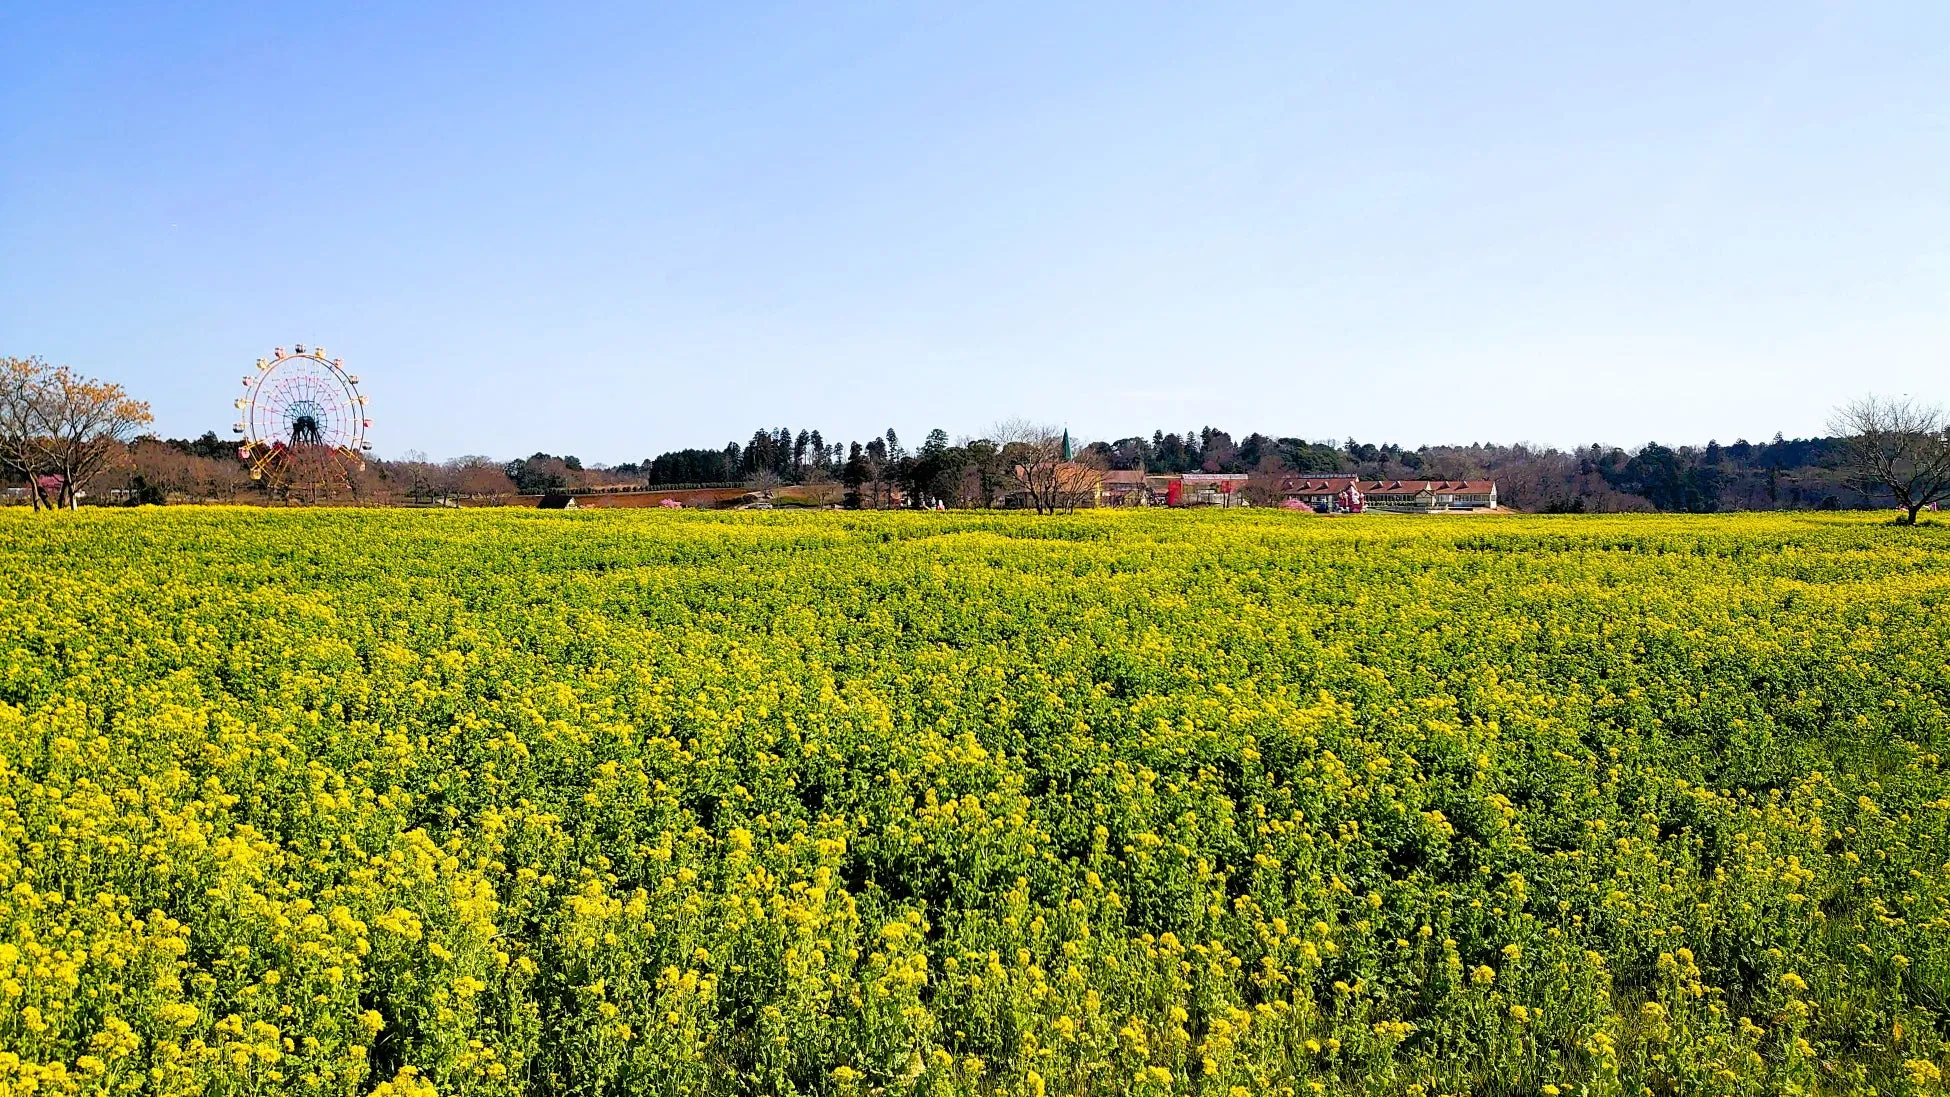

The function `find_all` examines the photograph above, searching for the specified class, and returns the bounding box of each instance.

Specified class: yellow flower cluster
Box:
[1,507,1948,1095]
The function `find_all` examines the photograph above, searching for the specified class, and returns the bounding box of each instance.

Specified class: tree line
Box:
[614,422,1914,515]
[8,420,1938,516]
[628,421,1079,511]
[5,350,1949,518]
[93,423,1885,514]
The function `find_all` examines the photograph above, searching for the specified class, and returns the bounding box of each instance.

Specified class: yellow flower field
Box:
[2,509,1949,1096]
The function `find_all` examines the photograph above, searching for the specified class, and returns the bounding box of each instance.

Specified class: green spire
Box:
[1062,428,1072,461]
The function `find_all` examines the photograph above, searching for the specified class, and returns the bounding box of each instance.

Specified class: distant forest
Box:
[99,425,1876,513]
[516,426,1872,514]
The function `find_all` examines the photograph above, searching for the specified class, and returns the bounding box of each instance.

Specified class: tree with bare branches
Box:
[0,357,56,508]
[996,418,1065,514]
[1828,395,1950,524]
[0,356,152,510]
[1061,436,1108,511]
[996,419,1101,513]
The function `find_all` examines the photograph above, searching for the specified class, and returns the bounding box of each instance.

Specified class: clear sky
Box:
[3,3,1945,463]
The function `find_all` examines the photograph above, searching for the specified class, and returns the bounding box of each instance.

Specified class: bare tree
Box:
[996,419,1100,513]
[1062,436,1108,511]
[1829,395,1950,524]
[0,357,56,508]
[1,357,150,509]
[996,418,1065,514]
[747,468,784,503]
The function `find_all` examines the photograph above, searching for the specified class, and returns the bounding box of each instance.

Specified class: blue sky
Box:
[2,3,1945,463]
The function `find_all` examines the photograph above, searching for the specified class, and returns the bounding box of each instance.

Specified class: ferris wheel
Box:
[233,344,371,499]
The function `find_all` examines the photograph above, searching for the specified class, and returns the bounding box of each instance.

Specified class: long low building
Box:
[1280,477,1497,512]
[1097,471,1498,511]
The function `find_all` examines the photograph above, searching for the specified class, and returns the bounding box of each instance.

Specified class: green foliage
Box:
[2,510,1949,1095]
